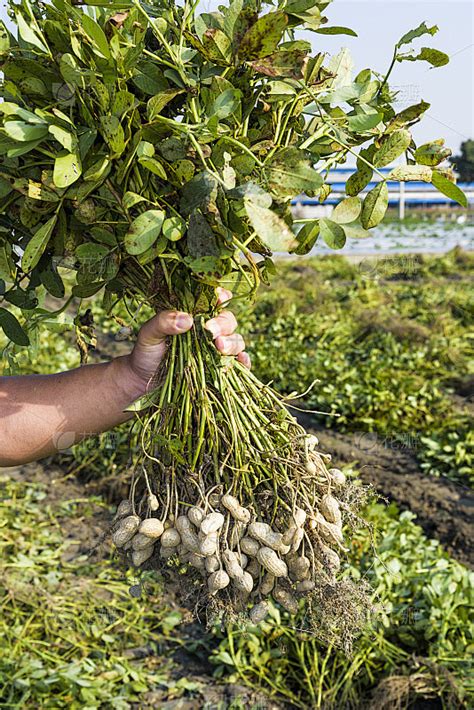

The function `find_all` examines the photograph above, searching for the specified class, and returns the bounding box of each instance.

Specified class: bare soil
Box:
[296,413,473,569]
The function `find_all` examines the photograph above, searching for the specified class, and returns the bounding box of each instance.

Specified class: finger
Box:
[237,351,251,369]
[137,310,193,347]
[216,287,233,306]
[215,333,246,356]
[205,310,238,338]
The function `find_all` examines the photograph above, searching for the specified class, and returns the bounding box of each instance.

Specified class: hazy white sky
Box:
[1,0,472,154]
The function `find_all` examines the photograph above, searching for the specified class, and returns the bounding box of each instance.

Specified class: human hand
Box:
[125,288,250,389]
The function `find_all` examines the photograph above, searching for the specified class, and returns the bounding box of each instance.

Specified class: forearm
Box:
[0,356,145,466]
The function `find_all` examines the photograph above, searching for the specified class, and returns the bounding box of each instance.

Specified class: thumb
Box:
[136,311,194,347]
[129,310,194,383]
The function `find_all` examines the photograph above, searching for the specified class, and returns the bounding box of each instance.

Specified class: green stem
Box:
[221,136,264,168]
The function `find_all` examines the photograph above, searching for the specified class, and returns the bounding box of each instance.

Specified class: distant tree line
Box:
[450,139,474,182]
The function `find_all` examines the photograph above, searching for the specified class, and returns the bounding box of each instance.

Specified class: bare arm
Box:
[0,290,249,467]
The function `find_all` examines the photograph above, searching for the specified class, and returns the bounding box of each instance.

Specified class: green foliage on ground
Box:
[1,473,471,708]
[0,476,191,708]
[212,502,474,708]
[236,249,474,486]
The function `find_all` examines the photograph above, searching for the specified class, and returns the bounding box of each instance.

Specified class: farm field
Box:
[1,1,473,706]
[1,248,472,708]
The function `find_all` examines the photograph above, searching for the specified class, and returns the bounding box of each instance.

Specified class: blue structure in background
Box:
[292,168,474,217]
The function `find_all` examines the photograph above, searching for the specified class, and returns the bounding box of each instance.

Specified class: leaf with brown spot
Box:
[237,12,287,61]
[249,50,308,79]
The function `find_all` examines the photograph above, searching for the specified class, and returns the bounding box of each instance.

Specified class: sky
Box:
[0,0,472,155]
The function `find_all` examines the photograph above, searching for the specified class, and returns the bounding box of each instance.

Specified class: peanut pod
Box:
[188,506,205,527]
[132,545,154,567]
[249,601,269,624]
[233,571,254,594]
[112,515,140,548]
[208,570,230,594]
[273,587,298,614]
[240,536,260,556]
[257,547,288,577]
[221,494,251,523]
[176,516,200,553]
[200,512,225,535]
[139,518,164,539]
[160,527,181,547]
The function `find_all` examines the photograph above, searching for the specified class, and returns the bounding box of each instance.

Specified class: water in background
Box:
[309,218,474,256]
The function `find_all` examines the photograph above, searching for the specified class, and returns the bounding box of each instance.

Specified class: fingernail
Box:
[176,313,193,331]
[205,319,221,337]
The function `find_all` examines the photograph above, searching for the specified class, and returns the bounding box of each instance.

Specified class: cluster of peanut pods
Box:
[111,465,347,623]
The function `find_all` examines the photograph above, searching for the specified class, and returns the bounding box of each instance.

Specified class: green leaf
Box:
[431,172,467,207]
[72,282,106,298]
[332,197,361,224]
[53,151,82,188]
[223,0,244,41]
[0,103,44,123]
[0,20,10,56]
[187,211,220,258]
[266,148,323,198]
[139,157,167,179]
[244,198,297,252]
[21,216,57,272]
[147,90,185,120]
[292,221,319,255]
[4,121,48,142]
[415,140,451,166]
[7,139,45,158]
[388,165,433,182]
[346,164,373,196]
[249,50,308,80]
[342,221,370,239]
[75,243,110,262]
[39,259,65,298]
[83,156,110,182]
[100,116,126,157]
[388,101,431,129]
[227,182,272,208]
[237,12,288,60]
[348,112,382,132]
[0,307,29,346]
[397,22,438,48]
[48,124,77,153]
[132,61,169,95]
[361,181,389,229]
[200,29,232,65]
[123,192,148,210]
[163,216,186,241]
[81,14,111,60]
[124,210,165,255]
[286,0,321,29]
[397,47,449,68]
[180,171,219,216]
[15,12,49,53]
[319,218,346,249]
[327,48,354,88]
[4,288,37,310]
[210,89,242,119]
[373,129,412,167]
[315,26,357,37]
[137,141,155,159]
